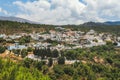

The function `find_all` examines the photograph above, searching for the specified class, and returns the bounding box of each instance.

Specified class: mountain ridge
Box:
[0,16,120,26]
[0,16,37,24]
[104,21,120,25]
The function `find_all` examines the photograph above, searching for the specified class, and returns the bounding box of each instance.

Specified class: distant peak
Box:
[0,16,37,24]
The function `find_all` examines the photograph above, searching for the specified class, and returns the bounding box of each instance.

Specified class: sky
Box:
[0,0,120,25]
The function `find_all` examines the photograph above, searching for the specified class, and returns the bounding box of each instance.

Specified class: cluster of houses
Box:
[0,27,120,51]
[1,27,120,64]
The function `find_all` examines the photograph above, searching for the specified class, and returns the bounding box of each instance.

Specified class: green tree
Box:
[21,49,28,58]
[27,47,33,52]
[53,65,64,78]
[0,38,6,43]
[19,36,31,44]
[23,58,33,68]
[63,66,74,76]
[58,57,65,65]
[0,46,6,53]
[48,58,53,67]
[52,49,59,58]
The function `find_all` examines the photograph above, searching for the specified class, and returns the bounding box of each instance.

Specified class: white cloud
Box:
[84,0,120,21]
[0,7,8,15]
[13,0,120,25]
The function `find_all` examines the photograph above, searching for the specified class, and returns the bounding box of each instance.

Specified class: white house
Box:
[7,43,27,50]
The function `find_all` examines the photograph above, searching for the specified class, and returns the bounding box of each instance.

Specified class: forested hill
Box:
[0,58,51,80]
[0,20,120,35]
[0,20,55,34]
[62,22,120,36]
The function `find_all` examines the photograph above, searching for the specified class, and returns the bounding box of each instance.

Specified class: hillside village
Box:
[0,27,120,64]
[1,0,120,79]
[0,27,120,49]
